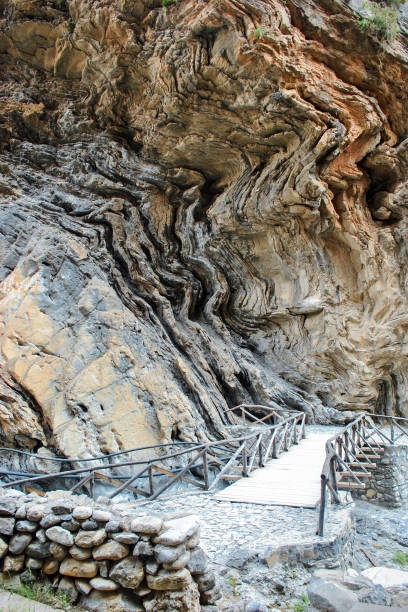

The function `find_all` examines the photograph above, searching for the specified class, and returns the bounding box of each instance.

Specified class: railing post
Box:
[202,448,209,489]
[148,465,154,496]
[258,434,264,467]
[242,444,248,476]
[318,475,327,537]
[272,435,277,459]
[329,456,338,496]
[391,420,395,444]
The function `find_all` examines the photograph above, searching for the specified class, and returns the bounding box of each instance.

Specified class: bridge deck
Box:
[214,428,340,508]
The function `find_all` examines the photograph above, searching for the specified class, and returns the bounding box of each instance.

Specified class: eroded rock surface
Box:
[1,0,408,458]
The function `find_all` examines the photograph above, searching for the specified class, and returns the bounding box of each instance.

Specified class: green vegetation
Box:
[67,18,75,33]
[393,550,408,566]
[358,0,406,41]
[293,594,310,612]
[2,582,78,610]
[162,0,176,7]
[254,25,266,39]
[228,576,241,597]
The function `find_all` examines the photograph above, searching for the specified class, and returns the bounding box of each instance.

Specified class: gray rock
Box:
[0,517,15,536]
[154,515,199,546]
[308,578,359,612]
[81,519,99,530]
[109,556,144,589]
[72,506,93,520]
[15,506,27,520]
[90,577,119,591]
[52,501,73,515]
[133,539,153,556]
[26,540,51,559]
[36,529,47,543]
[40,514,64,528]
[69,545,92,560]
[187,546,207,575]
[58,576,78,602]
[0,499,17,517]
[164,550,190,570]
[245,602,262,612]
[154,543,186,564]
[75,579,93,595]
[15,520,37,533]
[361,585,388,605]
[9,534,32,555]
[26,557,43,570]
[46,526,74,547]
[93,510,112,522]
[114,532,140,545]
[131,516,163,535]
[105,520,121,533]
[145,558,159,576]
[60,519,80,531]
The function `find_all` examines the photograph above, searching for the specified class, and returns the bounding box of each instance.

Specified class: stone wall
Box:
[0,489,220,611]
[353,445,408,507]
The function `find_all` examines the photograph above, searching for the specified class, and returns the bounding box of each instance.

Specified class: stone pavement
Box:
[0,590,62,612]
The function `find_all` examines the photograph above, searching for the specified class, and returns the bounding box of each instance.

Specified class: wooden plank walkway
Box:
[214,428,340,508]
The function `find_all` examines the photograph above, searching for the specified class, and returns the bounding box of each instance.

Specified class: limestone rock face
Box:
[1,0,408,458]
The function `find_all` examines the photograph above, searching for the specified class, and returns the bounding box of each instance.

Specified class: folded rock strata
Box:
[0,0,408,460]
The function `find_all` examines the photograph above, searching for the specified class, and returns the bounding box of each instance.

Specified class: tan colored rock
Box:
[49,542,67,561]
[60,558,97,578]
[146,568,191,591]
[1,0,408,461]
[92,541,128,561]
[0,537,8,558]
[75,530,106,549]
[2,554,25,573]
[79,590,144,611]
[43,559,59,575]
[144,578,201,612]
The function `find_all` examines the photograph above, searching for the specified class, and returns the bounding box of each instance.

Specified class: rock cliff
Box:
[0,0,408,459]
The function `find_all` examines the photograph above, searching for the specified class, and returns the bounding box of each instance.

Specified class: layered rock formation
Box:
[0,0,408,459]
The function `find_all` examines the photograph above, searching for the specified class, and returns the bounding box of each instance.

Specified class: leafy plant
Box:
[254,25,266,39]
[228,576,241,597]
[293,594,310,612]
[393,550,408,566]
[67,18,75,33]
[162,0,175,6]
[358,1,402,41]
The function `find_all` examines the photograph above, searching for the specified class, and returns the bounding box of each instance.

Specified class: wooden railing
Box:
[317,412,408,536]
[225,404,282,426]
[0,411,306,500]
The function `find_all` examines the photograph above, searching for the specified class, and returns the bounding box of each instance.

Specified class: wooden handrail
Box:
[317,412,408,536]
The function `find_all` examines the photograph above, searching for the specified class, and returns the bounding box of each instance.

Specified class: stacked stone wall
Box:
[353,445,408,507]
[0,488,220,611]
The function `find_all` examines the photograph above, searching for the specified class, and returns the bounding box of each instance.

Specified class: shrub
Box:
[358,0,405,41]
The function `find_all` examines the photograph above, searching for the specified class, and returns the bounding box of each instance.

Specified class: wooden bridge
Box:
[1,407,407,536]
